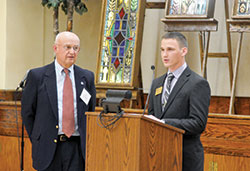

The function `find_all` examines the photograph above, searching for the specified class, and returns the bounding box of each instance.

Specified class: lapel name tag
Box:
[80,88,91,105]
[155,86,162,96]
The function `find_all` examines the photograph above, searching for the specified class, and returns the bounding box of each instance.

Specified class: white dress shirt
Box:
[55,60,79,136]
[162,62,187,105]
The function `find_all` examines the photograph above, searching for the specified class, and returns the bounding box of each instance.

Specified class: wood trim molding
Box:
[146,2,165,9]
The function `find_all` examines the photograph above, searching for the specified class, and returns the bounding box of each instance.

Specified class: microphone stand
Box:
[143,65,155,115]
[21,123,24,171]
[15,85,24,171]
[16,69,29,171]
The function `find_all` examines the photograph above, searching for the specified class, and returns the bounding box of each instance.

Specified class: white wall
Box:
[5,0,44,88]
[0,0,6,88]
[141,9,165,93]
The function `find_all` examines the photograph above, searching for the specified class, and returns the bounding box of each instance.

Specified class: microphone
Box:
[106,89,132,99]
[16,70,30,90]
[143,65,155,115]
[101,89,132,114]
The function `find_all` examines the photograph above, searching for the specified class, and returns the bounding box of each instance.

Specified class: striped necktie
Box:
[162,72,175,110]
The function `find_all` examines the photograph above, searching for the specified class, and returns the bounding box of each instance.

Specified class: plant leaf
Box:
[48,0,60,8]
[75,2,88,15]
[41,0,49,6]
[61,1,68,15]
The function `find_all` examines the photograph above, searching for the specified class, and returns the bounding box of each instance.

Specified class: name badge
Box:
[155,86,162,96]
[80,88,91,105]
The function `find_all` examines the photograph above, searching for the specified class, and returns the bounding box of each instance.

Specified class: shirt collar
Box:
[168,62,187,79]
[55,59,74,75]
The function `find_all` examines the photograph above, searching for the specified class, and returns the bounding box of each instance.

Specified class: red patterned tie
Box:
[62,68,75,137]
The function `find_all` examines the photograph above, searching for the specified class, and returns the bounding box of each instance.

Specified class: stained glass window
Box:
[98,0,139,84]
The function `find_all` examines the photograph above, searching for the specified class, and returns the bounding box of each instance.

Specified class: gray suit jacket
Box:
[148,66,210,171]
[21,62,96,170]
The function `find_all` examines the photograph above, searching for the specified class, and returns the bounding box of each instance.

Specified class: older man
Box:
[21,31,96,171]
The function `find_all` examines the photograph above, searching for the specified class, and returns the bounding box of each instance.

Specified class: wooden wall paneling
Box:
[2,90,250,115]
[0,101,33,170]
[204,153,214,171]
[202,114,250,157]
[0,90,22,101]
[209,96,230,114]
[0,101,27,137]
[201,114,250,170]
[234,97,250,115]
[213,154,250,171]
[0,135,34,171]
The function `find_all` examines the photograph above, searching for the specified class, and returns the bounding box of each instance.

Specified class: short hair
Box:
[161,32,188,48]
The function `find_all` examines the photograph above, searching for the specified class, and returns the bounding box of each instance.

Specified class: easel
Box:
[227,20,250,114]
[199,0,233,83]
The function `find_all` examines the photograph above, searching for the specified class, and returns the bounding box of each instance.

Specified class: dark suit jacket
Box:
[21,62,96,170]
[148,66,210,171]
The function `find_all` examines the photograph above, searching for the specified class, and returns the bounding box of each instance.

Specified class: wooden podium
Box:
[85,111,184,171]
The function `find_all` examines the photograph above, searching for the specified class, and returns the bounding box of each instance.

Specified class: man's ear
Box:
[53,44,57,52]
[181,47,188,57]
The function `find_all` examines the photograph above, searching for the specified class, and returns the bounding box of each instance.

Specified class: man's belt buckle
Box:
[59,134,67,141]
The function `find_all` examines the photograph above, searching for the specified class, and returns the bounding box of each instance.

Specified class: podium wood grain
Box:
[86,112,184,171]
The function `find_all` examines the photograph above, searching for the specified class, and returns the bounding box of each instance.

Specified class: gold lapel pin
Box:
[155,86,162,96]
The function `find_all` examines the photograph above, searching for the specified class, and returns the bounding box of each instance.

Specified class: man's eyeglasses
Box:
[59,45,80,52]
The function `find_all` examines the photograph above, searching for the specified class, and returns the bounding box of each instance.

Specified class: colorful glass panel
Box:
[98,0,139,84]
